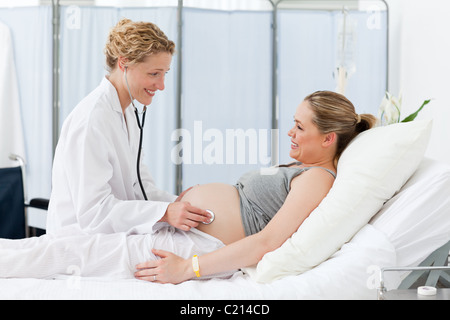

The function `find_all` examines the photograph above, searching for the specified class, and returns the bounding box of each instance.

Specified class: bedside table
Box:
[381,288,450,300]
[378,266,450,300]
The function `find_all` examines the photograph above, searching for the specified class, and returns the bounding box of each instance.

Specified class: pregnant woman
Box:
[0,91,376,284]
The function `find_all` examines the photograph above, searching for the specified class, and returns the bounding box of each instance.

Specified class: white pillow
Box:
[245,119,432,283]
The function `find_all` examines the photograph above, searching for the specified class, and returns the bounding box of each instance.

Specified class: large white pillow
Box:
[245,119,432,283]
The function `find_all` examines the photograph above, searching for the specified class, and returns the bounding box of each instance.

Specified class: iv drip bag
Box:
[334,8,357,94]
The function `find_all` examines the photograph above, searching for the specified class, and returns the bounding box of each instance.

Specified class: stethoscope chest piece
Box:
[203,209,215,225]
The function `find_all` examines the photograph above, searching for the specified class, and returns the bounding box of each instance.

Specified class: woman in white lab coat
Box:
[46,19,211,236]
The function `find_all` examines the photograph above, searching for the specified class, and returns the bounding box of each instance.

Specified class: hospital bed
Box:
[0,123,450,300]
[0,156,448,300]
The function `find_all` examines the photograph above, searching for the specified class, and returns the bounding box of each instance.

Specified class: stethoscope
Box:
[124,66,215,225]
[124,66,148,201]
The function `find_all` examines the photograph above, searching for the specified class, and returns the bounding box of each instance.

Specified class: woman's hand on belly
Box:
[181,183,245,245]
[160,201,213,232]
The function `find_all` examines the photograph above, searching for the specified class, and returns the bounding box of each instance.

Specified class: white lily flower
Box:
[378,92,402,125]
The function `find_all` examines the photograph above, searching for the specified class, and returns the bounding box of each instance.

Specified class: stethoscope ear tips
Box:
[202,209,215,225]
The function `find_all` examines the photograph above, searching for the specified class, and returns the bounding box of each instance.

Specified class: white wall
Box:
[386,0,450,163]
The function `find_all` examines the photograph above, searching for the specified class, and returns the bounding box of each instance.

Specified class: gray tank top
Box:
[234,163,336,236]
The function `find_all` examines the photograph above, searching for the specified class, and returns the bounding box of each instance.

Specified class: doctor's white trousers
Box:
[0,224,228,280]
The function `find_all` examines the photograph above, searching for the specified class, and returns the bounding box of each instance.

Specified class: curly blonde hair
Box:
[104,18,175,71]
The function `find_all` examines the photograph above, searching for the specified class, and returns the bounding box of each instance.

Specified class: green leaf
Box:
[400,99,432,123]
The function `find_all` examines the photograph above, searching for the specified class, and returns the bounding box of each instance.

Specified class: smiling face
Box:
[123,52,172,106]
[288,100,333,164]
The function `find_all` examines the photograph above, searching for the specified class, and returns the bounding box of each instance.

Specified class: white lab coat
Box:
[46,77,177,236]
[0,22,26,167]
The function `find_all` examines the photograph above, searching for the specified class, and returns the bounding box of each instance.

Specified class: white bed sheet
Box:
[371,158,450,267]
[0,224,397,300]
[2,157,448,300]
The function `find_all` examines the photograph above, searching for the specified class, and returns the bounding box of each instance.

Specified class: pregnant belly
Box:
[181,183,245,245]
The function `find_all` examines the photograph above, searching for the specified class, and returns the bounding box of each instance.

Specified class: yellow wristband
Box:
[192,255,201,278]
